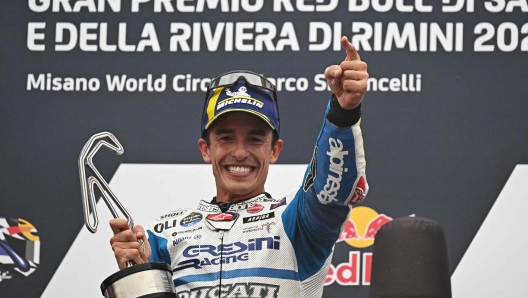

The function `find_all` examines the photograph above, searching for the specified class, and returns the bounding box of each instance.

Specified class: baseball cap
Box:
[201,70,280,136]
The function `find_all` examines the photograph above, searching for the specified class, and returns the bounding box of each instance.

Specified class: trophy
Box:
[79,132,176,298]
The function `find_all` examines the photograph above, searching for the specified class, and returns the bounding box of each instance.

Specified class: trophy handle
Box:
[79,132,140,267]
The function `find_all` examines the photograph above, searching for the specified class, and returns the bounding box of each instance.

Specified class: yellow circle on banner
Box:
[345,206,379,248]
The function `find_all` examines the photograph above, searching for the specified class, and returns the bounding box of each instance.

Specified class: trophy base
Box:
[100,262,176,298]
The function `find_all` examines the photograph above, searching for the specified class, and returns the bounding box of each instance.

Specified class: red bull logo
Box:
[326,206,392,286]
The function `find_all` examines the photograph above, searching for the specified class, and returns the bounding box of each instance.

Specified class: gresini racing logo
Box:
[174,236,280,271]
[317,138,349,204]
[177,282,280,298]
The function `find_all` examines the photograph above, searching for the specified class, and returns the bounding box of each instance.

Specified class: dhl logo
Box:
[326,206,392,286]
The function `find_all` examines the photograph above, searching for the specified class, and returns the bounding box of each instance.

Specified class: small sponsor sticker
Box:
[243,212,275,224]
[180,212,203,227]
[156,210,185,220]
[247,204,264,214]
[206,212,238,222]
[171,226,203,237]
[270,197,286,210]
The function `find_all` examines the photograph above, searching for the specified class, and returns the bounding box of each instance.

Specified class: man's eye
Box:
[250,138,264,143]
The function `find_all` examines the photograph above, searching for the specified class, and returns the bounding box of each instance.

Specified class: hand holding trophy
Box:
[79,132,176,298]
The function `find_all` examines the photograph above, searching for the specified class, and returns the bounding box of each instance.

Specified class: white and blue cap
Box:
[201,70,280,136]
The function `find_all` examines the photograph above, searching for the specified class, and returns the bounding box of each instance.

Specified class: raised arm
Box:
[283,37,369,282]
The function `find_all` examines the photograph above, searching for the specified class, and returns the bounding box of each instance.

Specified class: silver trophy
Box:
[79,132,176,298]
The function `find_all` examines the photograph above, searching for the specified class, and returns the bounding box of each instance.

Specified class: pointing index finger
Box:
[341,36,360,61]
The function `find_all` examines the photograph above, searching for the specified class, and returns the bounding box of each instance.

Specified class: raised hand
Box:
[324,36,369,110]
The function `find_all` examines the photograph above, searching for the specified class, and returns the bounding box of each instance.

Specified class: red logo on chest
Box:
[247,204,264,214]
[206,213,235,221]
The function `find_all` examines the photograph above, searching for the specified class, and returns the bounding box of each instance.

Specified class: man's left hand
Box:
[324,36,369,110]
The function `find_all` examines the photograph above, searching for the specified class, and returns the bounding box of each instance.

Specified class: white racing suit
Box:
[146,98,368,298]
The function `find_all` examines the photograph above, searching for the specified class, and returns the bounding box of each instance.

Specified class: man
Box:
[110,36,369,298]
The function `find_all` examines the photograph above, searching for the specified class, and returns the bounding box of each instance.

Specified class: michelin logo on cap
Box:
[216,86,264,110]
[201,80,279,136]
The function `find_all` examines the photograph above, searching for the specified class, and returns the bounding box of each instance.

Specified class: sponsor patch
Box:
[206,212,238,222]
[171,226,203,237]
[247,204,264,214]
[227,194,269,212]
[153,219,181,233]
[242,222,275,234]
[175,237,280,272]
[261,222,276,233]
[242,225,265,233]
[180,212,203,227]
[196,203,221,213]
[177,282,280,298]
[156,210,185,220]
[243,212,275,224]
[270,197,286,210]
[173,236,192,246]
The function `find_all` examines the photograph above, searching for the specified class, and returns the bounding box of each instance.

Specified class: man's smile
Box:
[225,165,255,175]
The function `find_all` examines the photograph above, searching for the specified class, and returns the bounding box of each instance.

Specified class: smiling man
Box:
[110,37,369,298]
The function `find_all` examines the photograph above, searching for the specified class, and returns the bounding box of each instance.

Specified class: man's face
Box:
[198,112,283,202]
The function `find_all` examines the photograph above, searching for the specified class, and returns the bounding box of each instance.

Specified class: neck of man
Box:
[215,187,266,203]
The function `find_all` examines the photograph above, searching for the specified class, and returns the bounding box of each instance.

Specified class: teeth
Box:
[228,166,252,174]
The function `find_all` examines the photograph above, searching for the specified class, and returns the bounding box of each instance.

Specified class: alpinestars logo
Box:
[317,138,349,204]
[177,282,280,298]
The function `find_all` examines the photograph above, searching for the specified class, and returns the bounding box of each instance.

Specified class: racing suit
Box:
[146,97,368,298]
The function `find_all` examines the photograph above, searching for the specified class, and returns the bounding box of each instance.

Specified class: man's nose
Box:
[232,139,249,160]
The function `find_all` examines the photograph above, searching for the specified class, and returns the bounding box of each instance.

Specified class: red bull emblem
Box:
[327,206,392,287]
[337,206,392,248]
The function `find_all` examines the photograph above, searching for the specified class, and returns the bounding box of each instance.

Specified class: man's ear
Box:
[270,139,283,164]
[198,138,211,163]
